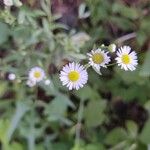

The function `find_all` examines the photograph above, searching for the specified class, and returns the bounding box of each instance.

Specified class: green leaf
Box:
[52,142,71,150]
[137,31,147,46]
[10,142,24,150]
[44,94,74,125]
[110,16,134,30]
[140,50,150,77]
[126,121,138,139]
[67,52,87,60]
[112,3,139,19]
[85,144,105,150]
[12,26,32,45]
[105,128,127,145]
[75,86,100,101]
[140,17,150,34]
[140,119,150,144]
[0,82,7,97]
[144,100,150,114]
[115,68,145,85]
[7,101,29,141]
[84,100,106,127]
[0,22,10,44]
[0,119,10,143]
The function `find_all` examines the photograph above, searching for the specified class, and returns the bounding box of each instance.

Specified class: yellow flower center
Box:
[92,53,104,64]
[68,71,80,82]
[34,71,41,78]
[121,54,130,64]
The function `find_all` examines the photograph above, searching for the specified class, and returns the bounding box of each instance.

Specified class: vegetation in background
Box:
[0,0,150,149]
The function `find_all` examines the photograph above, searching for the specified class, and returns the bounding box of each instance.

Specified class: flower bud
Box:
[8,73,16,80]
[108,44,116,52]
[44,79,51,85]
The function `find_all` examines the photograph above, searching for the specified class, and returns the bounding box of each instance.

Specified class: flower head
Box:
[59,62,88,90]
[87,48,111,71]
[44,79,51,85]
[3,0,13,6]
[28,67,45,83]
[8,73,16,80]
[115,46,138,71]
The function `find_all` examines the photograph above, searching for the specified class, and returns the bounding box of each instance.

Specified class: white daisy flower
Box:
[3,0,13,6]
[28,67,45,83]
[8,73,16,80]
[59,62,88,90]
[87,48,111,71]
[115,46,138,71]
[44,79,51,85]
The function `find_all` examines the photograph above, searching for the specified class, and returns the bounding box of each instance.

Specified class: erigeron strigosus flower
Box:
[59,62,88,90]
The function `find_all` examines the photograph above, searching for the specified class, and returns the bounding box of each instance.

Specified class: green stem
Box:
[75,99,84,146]
[84,64,91,70]
[106,63,116,67]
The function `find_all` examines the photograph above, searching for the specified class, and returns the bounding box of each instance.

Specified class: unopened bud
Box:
[108,44,116,52]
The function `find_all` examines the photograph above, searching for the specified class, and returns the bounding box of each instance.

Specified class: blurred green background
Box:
[0,0,150,149]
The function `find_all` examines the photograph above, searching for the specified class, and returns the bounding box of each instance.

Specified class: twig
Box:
[115,32,137,45]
